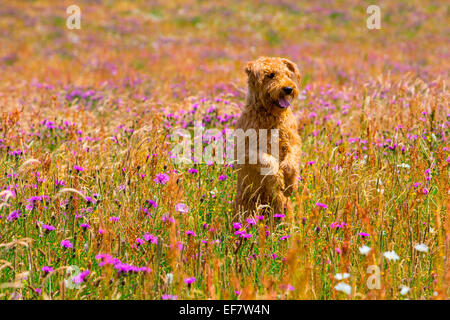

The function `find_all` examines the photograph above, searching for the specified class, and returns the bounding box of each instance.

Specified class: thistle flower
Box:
[232,222,242,229]
[148,199,158,208]
[73,165,85,172]
[144,233,158,244]
[72,269,90,284]
[359,232,370,237]
[7,210,21,222]
[184,277,196,285]
[316,202,328,209]
[80,223,90,230]
[61,240,73,249]
[41,266,54,274]
[154,173,169,185]
[42,224,55,232]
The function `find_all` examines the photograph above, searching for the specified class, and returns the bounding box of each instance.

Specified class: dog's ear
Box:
[281,58,301,86]
[245,60,264,85]
[245,61,255,77]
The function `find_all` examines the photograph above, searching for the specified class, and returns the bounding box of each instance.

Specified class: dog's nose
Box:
[283,86,293,94]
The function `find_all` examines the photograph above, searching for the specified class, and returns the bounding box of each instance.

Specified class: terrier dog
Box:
[234,56,301,217]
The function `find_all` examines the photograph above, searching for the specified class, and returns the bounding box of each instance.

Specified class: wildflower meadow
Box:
[0,1,448,300]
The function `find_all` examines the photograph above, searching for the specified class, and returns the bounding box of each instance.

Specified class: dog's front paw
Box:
[259,153,279,176]
[280,162,298,195]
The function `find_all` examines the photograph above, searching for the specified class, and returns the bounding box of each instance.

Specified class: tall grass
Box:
[0,0,448,300]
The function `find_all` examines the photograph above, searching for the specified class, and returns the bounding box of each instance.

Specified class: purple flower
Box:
[61,240,73,249]
[80,223,90,230]
[148,199,158,208]
[280,235,290,240]
[154,173,169,185]
[218,174,227,181]
[232,222,242,229]
[274,213,285,218]
[316,202,328,209]
[359,232,370,237]
[136,238,145,246]
[72,269,90,284]
[42,224,55,232]
[144,233,158,244]
[73,165,85,172]
[186,230,196,237]
[175,203,189,213]
[184,277,196,285]
[7,210,21,222]
[109,216,119,222]
[41,266,54,274]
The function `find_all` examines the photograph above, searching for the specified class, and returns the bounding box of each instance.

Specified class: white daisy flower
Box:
[334,273,350,280]
[334,282,351,295]
[400,286,410,295]
[397,163,410,168]
[359,245,371,255]
[414,243,429,253]
[383,250,400,261]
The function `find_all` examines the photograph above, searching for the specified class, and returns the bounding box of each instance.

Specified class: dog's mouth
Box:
[274,96,291,109]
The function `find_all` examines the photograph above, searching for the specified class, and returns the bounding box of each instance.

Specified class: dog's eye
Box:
[267,72,275,79]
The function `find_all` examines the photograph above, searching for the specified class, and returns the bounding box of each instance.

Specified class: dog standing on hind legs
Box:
[234,56,302,217]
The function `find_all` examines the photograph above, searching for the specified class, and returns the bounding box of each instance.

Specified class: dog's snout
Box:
[283,86,293,94]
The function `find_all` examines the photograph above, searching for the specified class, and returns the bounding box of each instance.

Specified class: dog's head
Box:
[245,56,301,114]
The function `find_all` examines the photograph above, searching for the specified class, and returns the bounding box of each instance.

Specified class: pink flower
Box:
[175,203,189,213]
[144,233,158,244]
[154,173,169,185]
[184,277,196,285]
[72,269,90,284]
[232,222,242,229]
[316,202,328,209]
[359,232,370,237]
[61,240,73,249]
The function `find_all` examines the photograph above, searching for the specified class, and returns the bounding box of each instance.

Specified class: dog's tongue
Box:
[278,97,290,108]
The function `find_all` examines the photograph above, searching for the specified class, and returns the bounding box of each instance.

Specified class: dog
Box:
[234,56,302,217]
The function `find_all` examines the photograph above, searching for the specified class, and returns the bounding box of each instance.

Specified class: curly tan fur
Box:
[235,56,302,217]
